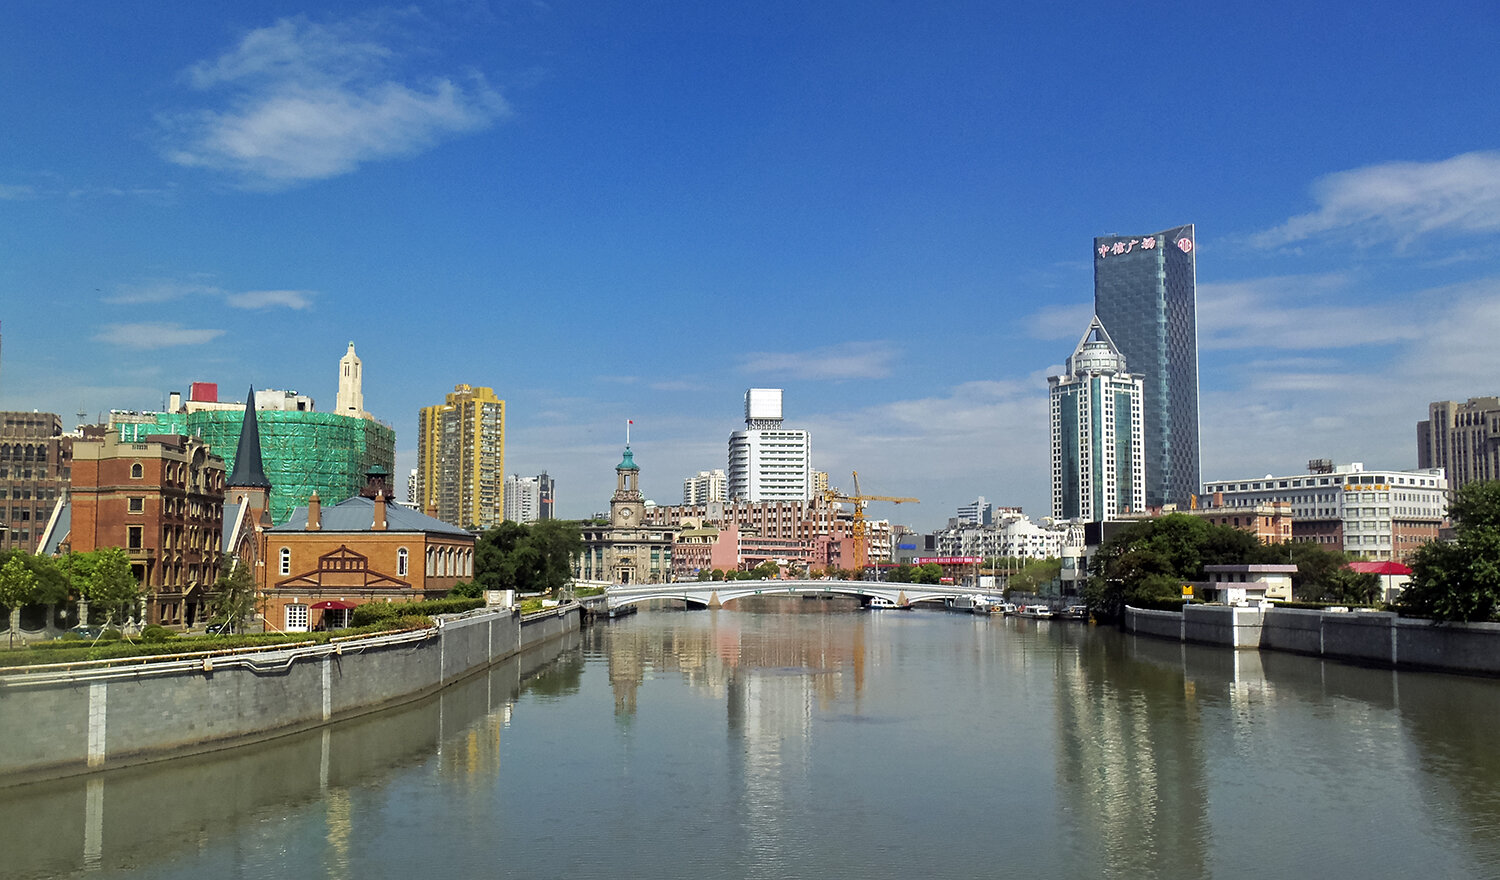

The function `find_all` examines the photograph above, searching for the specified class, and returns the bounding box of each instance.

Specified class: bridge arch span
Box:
[605,579,1001,611]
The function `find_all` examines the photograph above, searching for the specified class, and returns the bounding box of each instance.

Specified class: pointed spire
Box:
[1067,316,1128,376]
[228,386,272,489]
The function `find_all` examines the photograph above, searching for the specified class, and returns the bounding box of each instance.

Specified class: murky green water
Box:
[4,607,1500,880]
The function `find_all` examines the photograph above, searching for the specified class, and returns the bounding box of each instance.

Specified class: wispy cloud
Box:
[0,183,38,200]
[1197,273,1423,350]
[738,341,899,380]
[1199,276,1500,481]
[106,279,315,310]
[1253,151,1500,248]
[94,323,226,349]
[224,289,314,310]
[1025,302,1093,341]
[161,15,508,186]
[106,281,224,305]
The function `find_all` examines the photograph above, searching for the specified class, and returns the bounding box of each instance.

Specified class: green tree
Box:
[1087,514,1274,620]
[82,548,142,626]
[1319,567,1381,606]
[0,551,69,608]
[475,520,584,593]
[530,519,584,592]
[911,563,943,584]
[0,555,40,645]
[751,560,779,580]
[209,560,257,633]
[1398,481,1500,622]
[1005,557,1063,596]
[449,580,483,598]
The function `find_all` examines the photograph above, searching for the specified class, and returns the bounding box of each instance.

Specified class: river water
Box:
[4,605,1500,880]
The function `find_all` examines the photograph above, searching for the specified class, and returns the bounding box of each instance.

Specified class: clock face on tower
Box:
[618,506,633,521]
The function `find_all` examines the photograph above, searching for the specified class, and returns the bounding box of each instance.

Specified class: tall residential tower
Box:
[728,389,812,502]
[417,384,506,530]
[1418,397,1500,492]
[1050,317,1145,521]
[1094,224,1200,508]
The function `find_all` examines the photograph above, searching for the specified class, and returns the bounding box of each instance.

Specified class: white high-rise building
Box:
[683,469,727,505]
[957,497,992,526]
[1050,317,1145,521]
[504,472,555,523]
[728,389,812,502]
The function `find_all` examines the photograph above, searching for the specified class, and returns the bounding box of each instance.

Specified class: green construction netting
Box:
[115,411,395,525]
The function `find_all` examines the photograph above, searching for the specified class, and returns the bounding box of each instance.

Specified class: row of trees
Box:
[0,548,143,640]
[1085,513,1380,620]
[1085,483,1500,623]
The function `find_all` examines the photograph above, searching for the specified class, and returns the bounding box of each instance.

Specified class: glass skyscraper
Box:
[1093,224,1200,509]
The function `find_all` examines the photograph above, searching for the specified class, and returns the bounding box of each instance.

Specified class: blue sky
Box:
[2,1,1499,530]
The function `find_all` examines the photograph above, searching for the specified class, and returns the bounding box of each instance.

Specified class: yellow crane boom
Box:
[823,471,918,573]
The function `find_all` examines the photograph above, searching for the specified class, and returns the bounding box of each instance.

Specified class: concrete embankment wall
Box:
[1124,604,1500,676]
[0,606,580,786]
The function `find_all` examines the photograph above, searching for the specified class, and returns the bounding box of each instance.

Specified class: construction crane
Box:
[823,471,918,573]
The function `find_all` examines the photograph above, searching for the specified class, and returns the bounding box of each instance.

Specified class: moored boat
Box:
[1015,604,1053,619]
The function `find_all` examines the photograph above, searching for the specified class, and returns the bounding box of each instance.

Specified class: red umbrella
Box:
[310,600,356,610]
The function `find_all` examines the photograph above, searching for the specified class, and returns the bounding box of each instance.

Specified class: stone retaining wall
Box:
[0,606,580,786]
[1125,604,1500,676]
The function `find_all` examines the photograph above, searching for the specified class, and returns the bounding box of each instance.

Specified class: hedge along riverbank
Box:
[2,618,436,668]
[349,598,485,627]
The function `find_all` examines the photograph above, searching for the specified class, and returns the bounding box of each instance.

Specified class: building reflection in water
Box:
[1051,628,1211,879]
[590,598,867,878]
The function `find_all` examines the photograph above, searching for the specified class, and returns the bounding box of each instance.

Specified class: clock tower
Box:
[611,446,643,528]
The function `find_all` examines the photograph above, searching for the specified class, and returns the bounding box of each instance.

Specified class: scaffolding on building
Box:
[112,410,395,525]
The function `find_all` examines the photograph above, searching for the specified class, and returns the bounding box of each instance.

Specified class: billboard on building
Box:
[745,388,783,422]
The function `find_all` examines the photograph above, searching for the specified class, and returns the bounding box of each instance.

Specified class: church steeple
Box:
[228,387,272,490]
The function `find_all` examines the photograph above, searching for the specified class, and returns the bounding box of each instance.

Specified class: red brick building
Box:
[261,473,475,632]
[68,431,226,626]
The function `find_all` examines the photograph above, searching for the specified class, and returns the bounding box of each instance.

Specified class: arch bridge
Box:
[605,579,1001,611]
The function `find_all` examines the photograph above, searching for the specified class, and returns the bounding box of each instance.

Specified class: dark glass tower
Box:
[1093,224,1200,509]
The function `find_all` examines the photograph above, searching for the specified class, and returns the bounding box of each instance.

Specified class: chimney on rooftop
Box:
[307,491,321,531]
[373,492,387,531]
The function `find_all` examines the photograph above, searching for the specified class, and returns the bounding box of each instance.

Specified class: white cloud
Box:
[1197,273,1423,350]
[225,289,314,310]
[738,341,899,380]
[1025,302,1093,340]
[162,16,508,186]
[1198,276,1500,482]
[94,323,225,349]
[106,280,314,310]
[0,183,38,200]
[1254,151,1500,248]
[106,281,225,305]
